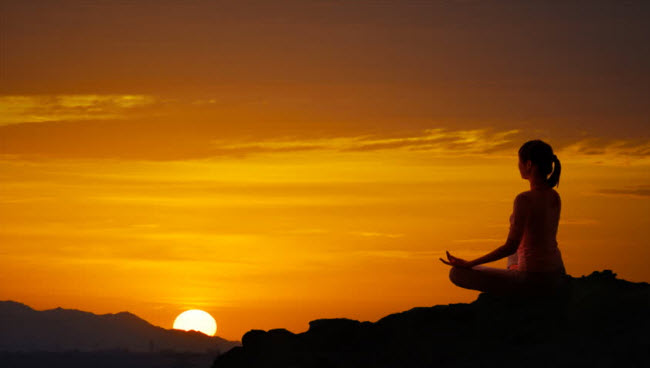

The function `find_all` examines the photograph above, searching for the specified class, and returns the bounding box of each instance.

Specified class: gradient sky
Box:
[1,0,649,341]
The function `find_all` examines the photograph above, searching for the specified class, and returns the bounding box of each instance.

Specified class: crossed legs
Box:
[449,265,526,295]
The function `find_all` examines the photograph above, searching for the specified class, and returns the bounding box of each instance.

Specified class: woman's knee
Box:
[449,266,465,287]
[449,266,490,291]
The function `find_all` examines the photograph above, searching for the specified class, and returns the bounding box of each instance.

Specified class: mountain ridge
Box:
[0,301,240,354]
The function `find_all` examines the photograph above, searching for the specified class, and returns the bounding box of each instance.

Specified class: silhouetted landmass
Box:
[0,302,240,354]
[213,270,649,368]
[0,351,217,368]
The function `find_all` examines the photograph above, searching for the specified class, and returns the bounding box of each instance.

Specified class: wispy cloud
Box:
[0,95,156,126]
[342,129,521,154]
[348,231,405,238]
[559,218,599,226]
[595,185,650,198]
[211,128,521,157]
[452,238,502,244]
[274,228,329,235]
[351,249,438,260]
[2,115,649,163]
[559,138,650,165]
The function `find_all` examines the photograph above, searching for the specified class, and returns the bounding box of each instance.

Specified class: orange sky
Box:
[1,1,649,341]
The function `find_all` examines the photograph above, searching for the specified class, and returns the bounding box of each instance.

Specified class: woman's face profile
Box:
[518,158,531,179]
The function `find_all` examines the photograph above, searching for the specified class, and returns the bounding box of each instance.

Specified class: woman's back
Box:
[515,188,564,273]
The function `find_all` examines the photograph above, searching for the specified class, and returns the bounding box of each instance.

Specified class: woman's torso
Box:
[516,188,565,273]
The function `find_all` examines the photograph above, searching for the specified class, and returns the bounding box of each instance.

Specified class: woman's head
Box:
[518,140,561,188]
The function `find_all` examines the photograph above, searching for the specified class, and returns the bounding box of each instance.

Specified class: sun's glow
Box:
[173,309,217,336]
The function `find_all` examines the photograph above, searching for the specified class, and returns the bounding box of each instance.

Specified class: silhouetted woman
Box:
[441,140,567,295]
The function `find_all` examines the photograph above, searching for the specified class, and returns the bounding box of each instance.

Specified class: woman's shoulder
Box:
[545,188,561,204]
[515,189,560,209]
[513,191,532,209]
[514,190,532,201]
[516,188,560,198]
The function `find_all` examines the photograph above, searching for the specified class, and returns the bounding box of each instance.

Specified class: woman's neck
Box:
[529,176,548,190]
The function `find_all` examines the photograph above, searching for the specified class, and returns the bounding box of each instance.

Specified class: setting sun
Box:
[173,310,218,336]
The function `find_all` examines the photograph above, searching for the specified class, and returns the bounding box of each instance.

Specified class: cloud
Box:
[595,185,650,198]
[210,128,522,157]
[342,129,521,154]
[559,138,650,165]
[348,231,404,238]
[0,95,156,126]
[1,115,648,163]
[452,238,503,244]
[274,228,329,235]
[351,250,438,260]
[209,144,328,158]
[559,219,599,226]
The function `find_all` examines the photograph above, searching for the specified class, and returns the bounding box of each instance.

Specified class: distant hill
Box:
[213,270,650,368]
[0,302,240,354]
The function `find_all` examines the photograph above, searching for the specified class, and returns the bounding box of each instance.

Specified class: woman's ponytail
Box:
[547,154,561,188]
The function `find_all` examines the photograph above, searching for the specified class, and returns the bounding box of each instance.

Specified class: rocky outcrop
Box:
[213,270,649,367]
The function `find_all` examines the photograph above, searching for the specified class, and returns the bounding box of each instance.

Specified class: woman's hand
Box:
[439,251,474,268]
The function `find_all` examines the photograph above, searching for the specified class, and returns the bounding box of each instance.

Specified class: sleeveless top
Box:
[507,189,565,273]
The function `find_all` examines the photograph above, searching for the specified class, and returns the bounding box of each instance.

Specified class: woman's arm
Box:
[441,193,529,268]
[441,237,519,268]
[441,238,519,268]
[465,238,519,267]
[469,193,529,266]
